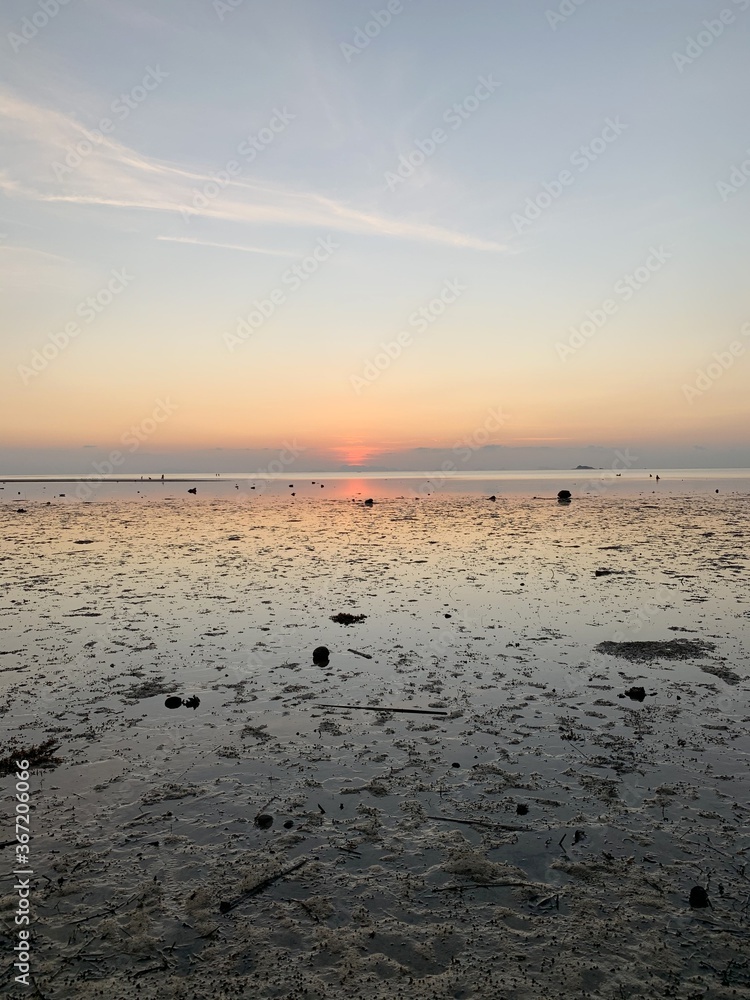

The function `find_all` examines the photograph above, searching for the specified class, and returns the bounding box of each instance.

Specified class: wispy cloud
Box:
[156,235,300,257]
[0,89,507,254]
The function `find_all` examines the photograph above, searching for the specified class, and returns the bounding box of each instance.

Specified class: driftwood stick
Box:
[426,814,530,832]
[434,881,540,893]
[347,649,373,659]
[317,703,448,716]
[219,857,312,913]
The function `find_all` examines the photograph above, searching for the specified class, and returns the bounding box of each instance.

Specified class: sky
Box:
[1,0,749,473]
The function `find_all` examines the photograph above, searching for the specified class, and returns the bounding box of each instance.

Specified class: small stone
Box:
[313,645,330,666]
[364,498,374,506]
[164,696,182,709]
[557,490,572,500]
[451,762,460,768]
[516,803,529,815]
[255,814,273,830]
[625,686,647,701]
[689,885,709,907]
[283,820,294,829]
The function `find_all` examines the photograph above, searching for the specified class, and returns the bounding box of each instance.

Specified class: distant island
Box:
[574,465,596,470]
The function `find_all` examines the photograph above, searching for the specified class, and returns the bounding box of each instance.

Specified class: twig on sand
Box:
[434,881,540,893]
[317,704,448,716]
[284,897,320,921]
[219,857,313,913]
[347,649,373,659]
[426,814,530,832]
[68,891,140,925]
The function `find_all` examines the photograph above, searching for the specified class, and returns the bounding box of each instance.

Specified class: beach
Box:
[1,481,749,998]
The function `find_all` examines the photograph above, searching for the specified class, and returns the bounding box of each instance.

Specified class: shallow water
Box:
[1,490,749,998]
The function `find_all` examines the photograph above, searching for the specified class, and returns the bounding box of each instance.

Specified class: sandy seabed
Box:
[1,490,749,999]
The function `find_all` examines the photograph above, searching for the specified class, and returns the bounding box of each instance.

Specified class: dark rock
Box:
[595,569,613,577]
[444,613,452,619]
[16,509,27,514]
[283,820,294,829]
[164,696,182,709]
[364,498,374,506]
[516,803,529,815]
[255,814,273,830]
[625,687,647,701]
[689,885,709,907]
[312,645,330,665]
[488,495,496,502]
[451,762,460,768]
[187,488,197,495]
[183,695,200,709]
[557,490,572,500]
[219,900,232,913]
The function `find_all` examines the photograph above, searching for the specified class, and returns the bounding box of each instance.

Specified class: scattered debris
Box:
[0,738,62,777]
[595,638,716,662]
[330,613,367,625]
[317,703,448,716]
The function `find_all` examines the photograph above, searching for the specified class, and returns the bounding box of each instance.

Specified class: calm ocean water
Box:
[3,467,749,502]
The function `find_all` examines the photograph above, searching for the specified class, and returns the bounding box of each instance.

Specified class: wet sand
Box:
[1,490,749,998]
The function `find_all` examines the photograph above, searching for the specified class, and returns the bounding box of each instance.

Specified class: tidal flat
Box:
[1,488,749,999]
